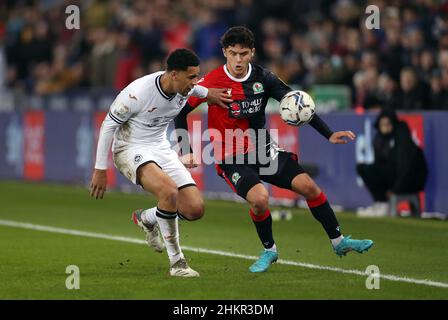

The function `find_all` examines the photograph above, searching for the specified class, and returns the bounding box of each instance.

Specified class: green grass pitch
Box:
[0,181,447,299]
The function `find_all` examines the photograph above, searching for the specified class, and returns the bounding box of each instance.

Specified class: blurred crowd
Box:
[1,0,448,110]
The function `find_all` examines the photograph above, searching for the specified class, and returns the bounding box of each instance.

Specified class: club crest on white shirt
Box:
[178,97,186,107]
[134,154,142,164]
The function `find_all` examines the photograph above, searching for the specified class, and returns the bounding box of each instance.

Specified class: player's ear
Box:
[222,48,227,58]
[251,49,255,57]
[170,70,177,80]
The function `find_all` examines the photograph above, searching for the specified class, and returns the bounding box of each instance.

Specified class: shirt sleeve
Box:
[308,114,334,140]
[94,116,119,170]
[94,90,140,169]
[191,85,208,99]
[107,90,139,124]
[264,70,292,101]
[263,68,334,140]
[187,76,210,108]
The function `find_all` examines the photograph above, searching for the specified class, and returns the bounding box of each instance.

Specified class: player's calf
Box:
[291,174,375,258]
[245,185,277,272]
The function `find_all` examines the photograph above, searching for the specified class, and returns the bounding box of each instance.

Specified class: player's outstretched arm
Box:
[308,114,334,140]
[329,131,356,144]
[90,169,107,199]
[308,114,355,144]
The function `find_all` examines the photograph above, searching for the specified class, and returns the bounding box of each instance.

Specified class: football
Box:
[279,90,316,126]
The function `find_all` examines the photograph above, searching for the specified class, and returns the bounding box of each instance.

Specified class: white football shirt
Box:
[94,71,208,169]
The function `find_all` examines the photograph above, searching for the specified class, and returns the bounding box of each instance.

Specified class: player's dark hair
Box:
[220,26,255,49]
[166,48,200,71]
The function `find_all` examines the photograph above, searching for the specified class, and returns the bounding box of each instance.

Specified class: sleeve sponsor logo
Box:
[113,103,130,118]
[232,172,241,185]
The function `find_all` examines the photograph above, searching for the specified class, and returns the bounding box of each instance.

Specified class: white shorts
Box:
[113,145,196,188]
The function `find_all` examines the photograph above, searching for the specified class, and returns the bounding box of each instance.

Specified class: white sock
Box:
[265,243,277,252]
[156,209,184,265]
[331,235,344,247]
[142,207,157,225]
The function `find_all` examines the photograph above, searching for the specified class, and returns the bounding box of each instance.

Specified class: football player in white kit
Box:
[90,49,232,277]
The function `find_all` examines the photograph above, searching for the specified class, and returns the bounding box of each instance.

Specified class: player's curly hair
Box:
[220,26,255,49]
[166,48,200,71]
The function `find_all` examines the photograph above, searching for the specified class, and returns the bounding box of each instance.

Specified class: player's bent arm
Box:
[264,69,355,144]
[264,69,349,143]
[308,115,355,144]
[191,83,233,109]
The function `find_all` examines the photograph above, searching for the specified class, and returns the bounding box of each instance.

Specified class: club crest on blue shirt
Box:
[232,172,241,185]
[253,82,264,94]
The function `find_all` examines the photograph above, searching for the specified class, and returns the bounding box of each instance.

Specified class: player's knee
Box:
[250,191,270,214]
[179,198,204,220]
[193,198,205,219]
[300,182,321,200]
[183,198,205,220]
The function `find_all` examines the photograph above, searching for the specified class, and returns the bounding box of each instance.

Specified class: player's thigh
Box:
[217,163,261,200]
[137,162,178,197]
[159,150,197,189]
[113,146,171,187]
[113,146,178,199]
[261,151,306,190]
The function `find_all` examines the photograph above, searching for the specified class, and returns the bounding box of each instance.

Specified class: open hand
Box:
[206,88,233,108]
[90,169,107,199]
[329,131,356,144]
[179,153,199,168]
